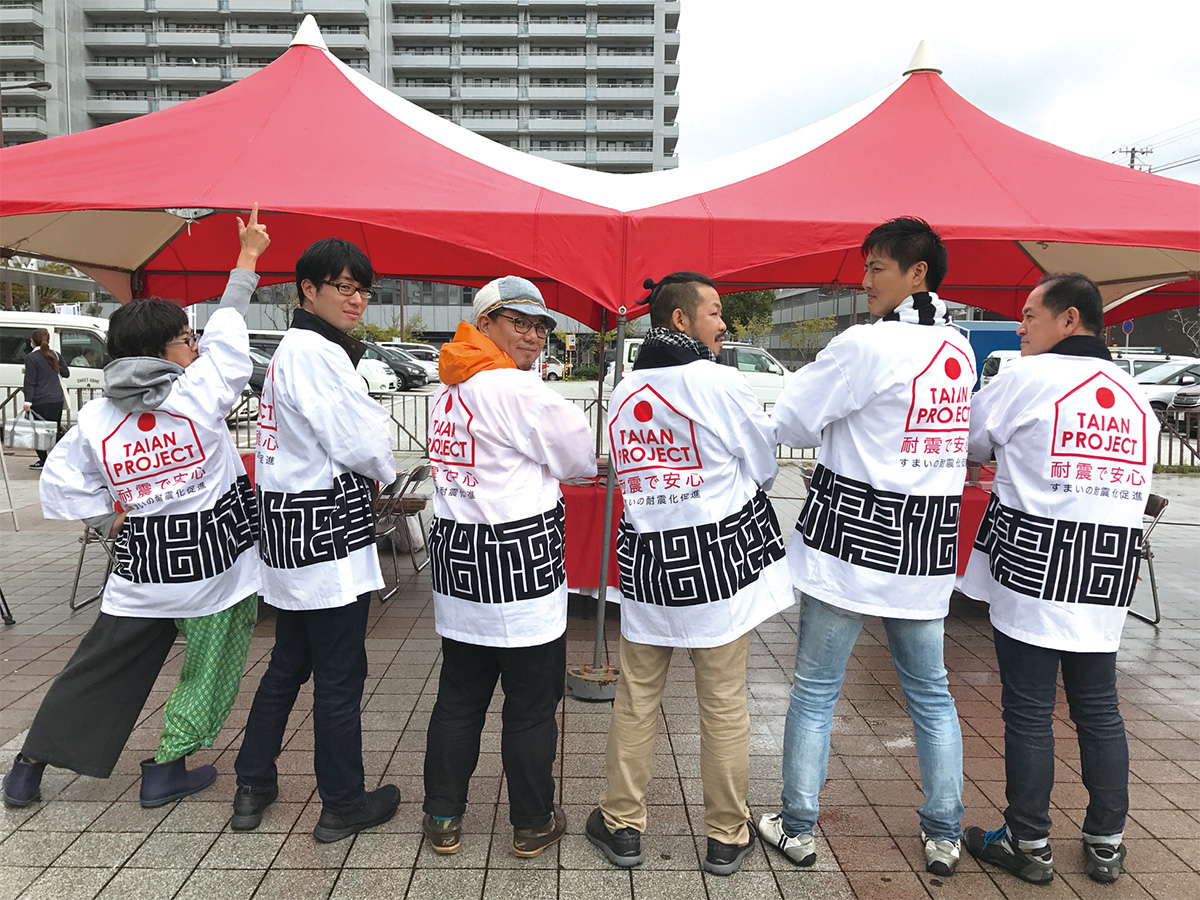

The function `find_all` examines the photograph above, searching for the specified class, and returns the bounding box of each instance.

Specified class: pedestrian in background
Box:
[22,328,70,469]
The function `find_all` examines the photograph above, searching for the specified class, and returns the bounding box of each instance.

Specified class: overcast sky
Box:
[674,0,1200,184]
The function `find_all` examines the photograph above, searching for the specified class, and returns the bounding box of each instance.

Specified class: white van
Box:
[605,338,791,404]
[246,329,398,394]
[977,349,1021,389]
[0,311,110,420]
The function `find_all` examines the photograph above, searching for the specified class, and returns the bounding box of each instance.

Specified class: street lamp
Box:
[0,80,52,309]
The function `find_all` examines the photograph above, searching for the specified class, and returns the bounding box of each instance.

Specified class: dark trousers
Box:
[29,400,63,464]
[24,613,177,777]
[423,634,566,829]
[993,628,1129,842]
[235,593,371,814]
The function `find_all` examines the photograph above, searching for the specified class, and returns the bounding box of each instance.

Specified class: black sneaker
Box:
[29,461,43,470]
[703,818,758,876]
[965,824,1053,884]
[1082,840,1126,884]
[585,807,643,868]
[312,785,400,843]
[422,813,463,854]
[230,784,279,831]
[513,805,566,858]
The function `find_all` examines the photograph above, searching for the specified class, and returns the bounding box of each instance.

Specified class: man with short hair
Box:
[765,217,971,876]
[961,273,1156,886]
[586,272,793,877]
[233,238,400,843]
[421,276,595,859]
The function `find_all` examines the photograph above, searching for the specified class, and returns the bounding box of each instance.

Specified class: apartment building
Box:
[1,0,679,173]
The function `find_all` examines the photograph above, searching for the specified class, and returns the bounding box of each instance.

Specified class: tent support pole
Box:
[594,308,607,455]
[566,311,625,701]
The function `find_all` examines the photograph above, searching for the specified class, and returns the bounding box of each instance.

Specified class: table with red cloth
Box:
[561,468,996,589]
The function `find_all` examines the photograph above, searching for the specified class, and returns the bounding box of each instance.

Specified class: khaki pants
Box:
[599,632,751,844]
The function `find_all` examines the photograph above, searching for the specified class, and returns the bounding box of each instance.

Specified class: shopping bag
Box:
[3,411,57,451]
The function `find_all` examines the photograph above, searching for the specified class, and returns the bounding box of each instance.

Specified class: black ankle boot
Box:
[3,754,46,808]
[139,757,217,808]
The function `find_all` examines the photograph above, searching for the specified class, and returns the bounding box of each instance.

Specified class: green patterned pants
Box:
[155,594,259,763]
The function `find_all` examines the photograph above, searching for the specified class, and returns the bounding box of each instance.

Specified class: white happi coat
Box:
[427,369,596,647]
[607,358,793,648]
[959,346,1157,653]
[774,301,975,619]
[255,312,396,610]
[39,270,261,619]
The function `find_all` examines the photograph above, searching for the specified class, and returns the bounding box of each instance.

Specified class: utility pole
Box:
[1116,146,1153,169]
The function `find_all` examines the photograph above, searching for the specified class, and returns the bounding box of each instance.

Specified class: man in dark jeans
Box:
[232,238,399,842]
[960,273,1158,885]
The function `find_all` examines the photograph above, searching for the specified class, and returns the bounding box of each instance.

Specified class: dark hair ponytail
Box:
[31,328,59,374]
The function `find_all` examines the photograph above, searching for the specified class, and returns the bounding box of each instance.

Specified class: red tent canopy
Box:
[1,25,1196,327]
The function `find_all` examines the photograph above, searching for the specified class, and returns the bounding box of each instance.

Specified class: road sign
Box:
[567,334,576,350]
[1122,320,1134,335]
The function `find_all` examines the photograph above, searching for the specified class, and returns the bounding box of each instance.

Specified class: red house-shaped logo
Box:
[906,340,974,433]
[609,384,702,474]
[428,386,476,468]
[101,410,207,487]
[1052,371,1147,466]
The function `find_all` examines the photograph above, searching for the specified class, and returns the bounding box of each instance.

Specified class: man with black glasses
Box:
[420,276,595,859]
[232,238,400,843]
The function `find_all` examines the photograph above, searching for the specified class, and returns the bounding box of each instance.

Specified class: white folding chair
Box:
[375,463,431,603]
[1129,493,1169,626]
[68,523,118,611]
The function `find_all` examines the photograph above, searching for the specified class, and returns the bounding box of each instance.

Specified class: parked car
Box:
[0,310,109,417]
[388,345,439,384]
[1168,383,1200,436]
[540,356,565,380]
[1136,361,1200,411]
[247,330,397,394]
[605,338,790,404]
[363,342,430,391]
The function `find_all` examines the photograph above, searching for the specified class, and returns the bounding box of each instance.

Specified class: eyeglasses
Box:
[495,312,549,338]
[166,331,198,348]
[322,281,375,300]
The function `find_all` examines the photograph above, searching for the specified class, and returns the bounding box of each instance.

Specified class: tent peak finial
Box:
[903,40,942,76]
[290,15,328,51]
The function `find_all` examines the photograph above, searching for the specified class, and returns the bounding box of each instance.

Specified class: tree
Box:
[720,290,774,334]
[781,315,838,364]
[1169,307,1200,355]
[402,314,427,343]
[728,314,773,344]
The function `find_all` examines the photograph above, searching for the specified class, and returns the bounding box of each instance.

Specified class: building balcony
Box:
[228,32,293,50]
[595,117,653,133]
[459,23,519,38]
[156,32,224,49]
[85,96,153,118]
[324,32,371,51]
[457,0,537,5]
[81,0,144,10]
[154,0,223,12]
[85,64,152,81]
[459,54,519,68]
[395,84,452,101]
[0,42,44,65]
[530,148,586,164]
[596,148,655,164]
[226,0,292,10]
[459,84,519,100]
[527,23,587,37]
[297,0,369,15]
[1,111,47,137]
[157,64,224,82]
[230,65,265,80]
[83,30,151,49]
[595,55,654,70]
[596,85,653,100]
[527,116,586,133]
[461,116,519,132]
[0,7,43,30]
[392,54,452,69]
[526,55,587,69]
[596,23,653,37]
[390,23,452,38]
[526,85,587,101]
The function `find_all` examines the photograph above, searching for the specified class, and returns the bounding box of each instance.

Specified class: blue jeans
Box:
[993,629,1127,843]
[235,594,371,815]
[781,595,963,841]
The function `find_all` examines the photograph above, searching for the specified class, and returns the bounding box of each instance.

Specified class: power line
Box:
[1128,117,1200,146]
[1150,154,1200,174]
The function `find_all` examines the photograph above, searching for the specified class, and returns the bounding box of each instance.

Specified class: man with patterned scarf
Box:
[586,272,793,877]
[764,218,972,877]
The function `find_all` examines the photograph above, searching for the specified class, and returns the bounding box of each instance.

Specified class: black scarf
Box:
[1047,334,1112,360]
[632,327,718,370]
[290,307,368,367]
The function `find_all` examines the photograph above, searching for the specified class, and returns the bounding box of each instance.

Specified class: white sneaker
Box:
[922,830,961,876]
[757,813,816,867]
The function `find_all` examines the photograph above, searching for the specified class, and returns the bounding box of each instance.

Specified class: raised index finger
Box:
[247,202,259,226]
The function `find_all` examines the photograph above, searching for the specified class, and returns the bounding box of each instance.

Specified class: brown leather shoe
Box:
[513,805,566,858]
